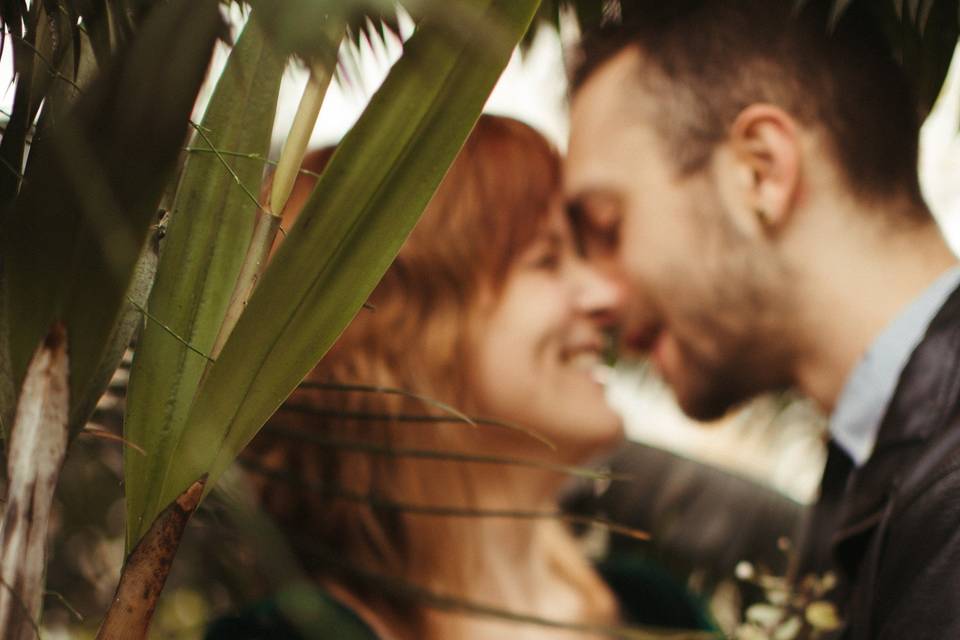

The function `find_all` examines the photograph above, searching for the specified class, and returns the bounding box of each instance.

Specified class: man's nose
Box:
[573,259,627,326]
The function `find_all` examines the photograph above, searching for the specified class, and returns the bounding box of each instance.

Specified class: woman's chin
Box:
[587,415,626,455]
[547,412,625,463]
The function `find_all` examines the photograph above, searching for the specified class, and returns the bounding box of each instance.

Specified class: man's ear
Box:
[714,104,801,238]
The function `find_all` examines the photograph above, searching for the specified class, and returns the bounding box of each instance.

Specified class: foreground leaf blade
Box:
[0,0,223,434]
[147,0,540,528]
[124,16,285,547]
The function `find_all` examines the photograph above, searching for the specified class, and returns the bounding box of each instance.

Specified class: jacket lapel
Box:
[832,282,960,574]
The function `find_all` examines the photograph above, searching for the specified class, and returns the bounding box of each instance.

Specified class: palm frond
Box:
[558,0,960,119]
[277,404,556,448]
[295,543,714,639]
[243,458,650,540]
[261,425,628,482]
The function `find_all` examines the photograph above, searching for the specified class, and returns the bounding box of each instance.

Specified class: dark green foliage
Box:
[0,0,225,434]
[808,0,959,118]
[866,0,960,118]
[140,0,542,543]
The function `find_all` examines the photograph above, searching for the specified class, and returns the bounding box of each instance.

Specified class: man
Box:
[565,1,960,638]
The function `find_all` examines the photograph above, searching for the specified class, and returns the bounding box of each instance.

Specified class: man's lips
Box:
[623,325,661,354]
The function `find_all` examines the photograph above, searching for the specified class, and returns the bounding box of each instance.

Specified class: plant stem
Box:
[270,62,334,217]
[206,60,335,364]
[208,208,281,360]
[96,477,206,640]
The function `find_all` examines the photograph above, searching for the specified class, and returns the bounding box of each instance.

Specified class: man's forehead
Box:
[580,46,661,110]
[565,114,655,200]
[567,48,660,187]
[571,48,642,127]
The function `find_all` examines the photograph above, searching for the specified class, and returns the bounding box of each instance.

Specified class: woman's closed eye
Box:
[525,235,565,271]
[532,248,561,271]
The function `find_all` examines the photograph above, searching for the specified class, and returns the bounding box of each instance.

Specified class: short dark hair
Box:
[572,0,925,209]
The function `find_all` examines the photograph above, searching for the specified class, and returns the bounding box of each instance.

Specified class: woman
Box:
[214,115,690,639]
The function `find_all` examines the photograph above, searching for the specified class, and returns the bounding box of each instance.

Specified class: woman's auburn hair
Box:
[247,115,562,613]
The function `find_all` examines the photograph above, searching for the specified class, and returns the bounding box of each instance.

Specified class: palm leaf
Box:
[824,0,959,117]
[241,458,649,539]
[0,1,50,202]
[245,0,359,62]
[295,543,715,639]
[131,0,541,542]
[122,13,286,549]
[554,0,959,120]
[211,467,699,640]
[259,426,626,482]
[0,0,223,433]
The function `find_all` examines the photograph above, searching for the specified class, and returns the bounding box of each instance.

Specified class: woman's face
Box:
[471,203,626,461]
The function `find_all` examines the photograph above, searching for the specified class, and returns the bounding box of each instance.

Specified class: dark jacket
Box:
[570,442,803,589]
[806,284,960,640]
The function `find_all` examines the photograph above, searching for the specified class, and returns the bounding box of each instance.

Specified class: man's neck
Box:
[791,215,957,413]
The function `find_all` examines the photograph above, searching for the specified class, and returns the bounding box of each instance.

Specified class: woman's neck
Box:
[327,455,618,639]
[419,519,619,639]
[408,466,618,638]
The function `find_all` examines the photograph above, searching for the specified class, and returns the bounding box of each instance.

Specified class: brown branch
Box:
[0,324,70,640]
[96,477,206,640]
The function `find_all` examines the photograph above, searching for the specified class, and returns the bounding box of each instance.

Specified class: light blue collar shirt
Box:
[830,265,960,467]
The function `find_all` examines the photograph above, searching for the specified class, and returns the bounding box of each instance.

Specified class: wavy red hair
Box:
[247,115,563,629]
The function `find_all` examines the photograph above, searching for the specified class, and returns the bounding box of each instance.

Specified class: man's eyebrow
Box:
[565,190,606,218]
[565,189,592,208]
[567,191,622,226]
[566,197,587,220]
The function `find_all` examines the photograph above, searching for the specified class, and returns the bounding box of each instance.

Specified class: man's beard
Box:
[668,269,793,422]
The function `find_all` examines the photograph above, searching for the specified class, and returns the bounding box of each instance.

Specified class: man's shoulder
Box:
[888,428,960,539]
[865,421,960,639]
[891,405,960,522]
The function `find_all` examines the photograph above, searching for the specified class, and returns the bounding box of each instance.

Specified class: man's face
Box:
[566,49,793,421]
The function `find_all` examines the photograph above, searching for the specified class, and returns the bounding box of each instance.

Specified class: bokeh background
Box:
[10,6,960,638]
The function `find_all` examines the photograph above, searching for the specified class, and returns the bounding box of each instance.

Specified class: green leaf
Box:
[0,277,11,440]
[214,468,379,640]
[908,0,923,22]
[918,0,937,31]
[282,543,711,639]
[827,0,856,30]
[27,11,128,436]
[1,0,83,190]
[140,0,541,538]
[0,0,223,433]
[247,0,354,62]
[866,0,960,118]
[123,15,286,548]
[577,0,603,31]
[0,1,59,202]
[526,0,561,49]
[72,228,158,439]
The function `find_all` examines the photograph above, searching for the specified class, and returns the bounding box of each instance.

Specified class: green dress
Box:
[206,557,714,639]
[206,589,378,640]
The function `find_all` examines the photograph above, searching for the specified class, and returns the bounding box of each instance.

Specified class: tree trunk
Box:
[0,324,70,640]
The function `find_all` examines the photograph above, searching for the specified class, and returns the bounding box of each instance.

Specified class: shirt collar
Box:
[829,265,960,466]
